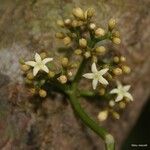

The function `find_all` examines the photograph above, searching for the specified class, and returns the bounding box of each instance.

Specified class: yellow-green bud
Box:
[63,37,71,45]
[68,71,73,77]
[64,19,71,26]
[98,110,108,121]
[72,7,84,20]
[95,46,106,54]
[85,8,95,19]
[61,57,69,67]
[72,20,78,28]
[48,71,55,78]
[27,72,34,80]
[112,37,121,45]
[25,78,32,84]
[112,111,120,120]
[21,64,30,72]
[55,32,64,39]
[95,28,105,37]
[113,68,123,75]
[122,65,131,74]
[113,31,120,38]
[40,52,47,59]
[74,49,82,55]
[119,101,126,109]
[57,20,65,27]
[99,88,105,96]
[120,56,126,62]
[113,56,120,63]
[58,75,67,84]
[108,18,116,30]
[29,88,36,95]
[79,38,87,48]
[84,51,91,58]
[109,100,115,107]
[89,23,96,30]
[39,89,47,98]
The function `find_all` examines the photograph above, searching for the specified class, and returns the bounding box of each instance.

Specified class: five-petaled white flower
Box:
[110,81,133,102]
[25,53,53,76]
[83,63,109,90]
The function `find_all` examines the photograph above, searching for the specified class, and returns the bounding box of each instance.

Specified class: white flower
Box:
[83,63,109,90]
[110,81,133,102]
[25,53,53,76]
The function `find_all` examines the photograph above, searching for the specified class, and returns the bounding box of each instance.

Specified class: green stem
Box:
[73,58,88,83]
[67,91,115,150]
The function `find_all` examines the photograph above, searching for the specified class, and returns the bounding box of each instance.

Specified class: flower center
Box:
[94,72,99,79]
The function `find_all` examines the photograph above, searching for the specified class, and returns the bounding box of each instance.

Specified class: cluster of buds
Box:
[20,7,133,124]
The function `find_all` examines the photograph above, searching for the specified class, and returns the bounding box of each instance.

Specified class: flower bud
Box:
[55,32,64,39]
[95,28,105,37]
[113,56,119,63]
[120,56,126,62]
[63,37,71,45]
[119,101,126,109]
[112,37,121,45]
[85,8,95,19]
[61,57,69,67]
[64,19,71,26]
[122,65,131,74]
[99,88,105,96]
[27,72,34,80]
[74,49,82,55]
[68,71,73,77]
[29,88,36,95]
[25,78,32,84]
[112,111,120,120]
[84,51,91,58]
[95,46,106,55]
[108,18,116,30]
[98,110,108,121]
[113,68,122,75]
[40,52,47,59]
[109,100,115,107]
[48,71,55,78]
[79,38,87,48]
[89,23,96,30]
[58,75,67,84]
[21,64,30,72]
[72,20,78,28]
[39,89,47,98]
[72,7,84,20]
[57,20,65,27]
[112,31,120,38]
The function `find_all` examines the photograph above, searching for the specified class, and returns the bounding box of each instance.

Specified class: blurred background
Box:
[0,0,149,150]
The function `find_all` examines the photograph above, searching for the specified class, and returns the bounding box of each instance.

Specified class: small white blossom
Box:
[25,53,53,76]
[83,63,109,90]
[110,81,133,102]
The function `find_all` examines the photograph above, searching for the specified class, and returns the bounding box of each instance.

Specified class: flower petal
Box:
[25,61,36,67]
[115,94,123,102]
[41,65,49,73]
[98,76,109,85]
[42,58,53,64]
[35,53,41,63]
[124,92,133,101]
[91,63,97,73]
[98,68,109,75]
[124,85,131,91]
[83,73,94,79]
[116,81,122,89]
[92,79,98,90]
[33,66,40,76]
[110,88,119,94]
